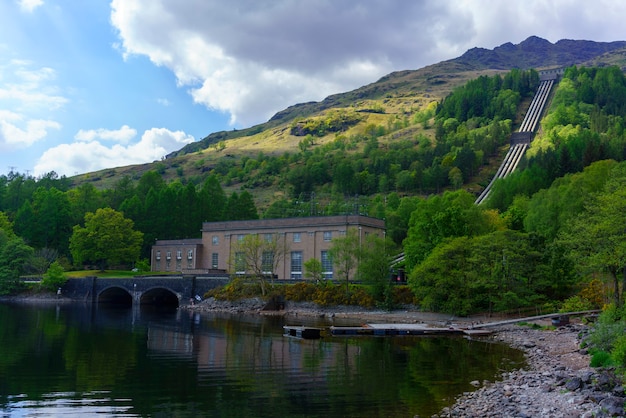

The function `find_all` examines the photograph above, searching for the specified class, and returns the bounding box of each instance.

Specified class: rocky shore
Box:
[188,298,625,418]
[436,323,624,418]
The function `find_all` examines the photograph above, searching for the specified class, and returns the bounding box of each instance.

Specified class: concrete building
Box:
[151,215,386,280]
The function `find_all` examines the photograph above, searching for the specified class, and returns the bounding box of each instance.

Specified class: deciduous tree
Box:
[70,208,143,271]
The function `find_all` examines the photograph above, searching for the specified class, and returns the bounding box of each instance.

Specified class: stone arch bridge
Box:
[61,275,230,308]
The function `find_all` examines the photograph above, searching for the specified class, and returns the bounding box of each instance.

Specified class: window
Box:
[293,232,301,243]
[290,251,302,279]
[212,235,219,245]
[237,234,245,242]
[321,251,333,279]
[323,231,332,242]
[264,233,273,243]
[176,250,182,260]
[234,251,245,274]
[211,253,218,269]
[156,251,161,260]
[166,251,172,260]
[187,249,194,260]
[262,251,274,274]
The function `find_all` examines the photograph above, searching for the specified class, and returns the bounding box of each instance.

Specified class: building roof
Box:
[154,238,203,246]
[201,215,385,232]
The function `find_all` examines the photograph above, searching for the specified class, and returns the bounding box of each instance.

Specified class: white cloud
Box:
[0,60,67,111]
[34,127,195,176]
[109,0,452,127]
[0,60,66,151]
[75,125,137,143]
[0,110,60,150]
[110,0,626,129]
[17,0,43,13]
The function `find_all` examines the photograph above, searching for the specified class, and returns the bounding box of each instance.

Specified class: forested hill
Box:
[169,36,626,158]
[3,37,626,315]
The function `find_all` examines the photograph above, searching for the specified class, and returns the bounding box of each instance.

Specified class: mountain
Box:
[167,37,626,158]
[456,36,626,70]
[74,36,626,192]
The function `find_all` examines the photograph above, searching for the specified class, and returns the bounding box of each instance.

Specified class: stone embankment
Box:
[188,299,625,418]
[435,323,625,418]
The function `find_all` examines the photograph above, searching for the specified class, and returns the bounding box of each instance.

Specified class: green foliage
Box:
[135,259,150,272]
[408,230,564,316]
[70,208,143,271]
[207,280,376,308]
[586,305,626,354]
[205,277,264,301]
[328,229,360,292]
[559,161,626,305]
[358,233,394,307]
[559,295,597,313]
[303,258,323,282]
[40,261,67,292]
[590,350,614,368]
[403,190,504,270]
[610,335,626,367]
[437,69,537,123]
[290,110,363,137]
[0,230,33,295]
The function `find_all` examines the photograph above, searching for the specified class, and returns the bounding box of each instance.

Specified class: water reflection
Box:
[0,302,525,417]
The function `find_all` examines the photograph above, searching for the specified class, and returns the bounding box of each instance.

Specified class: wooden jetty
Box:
[284,310,602,340]
[330,323,492,337]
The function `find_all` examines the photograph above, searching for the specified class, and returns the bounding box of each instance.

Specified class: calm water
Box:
[0,302,524,417]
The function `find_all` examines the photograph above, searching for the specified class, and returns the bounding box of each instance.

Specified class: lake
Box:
[0,302,524,417]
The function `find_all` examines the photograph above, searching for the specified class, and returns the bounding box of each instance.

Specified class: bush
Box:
[611,335,626,367]
[205,277,265,300]
[590,350,614,368]
[559,295,597,313]
[40,261,67,292]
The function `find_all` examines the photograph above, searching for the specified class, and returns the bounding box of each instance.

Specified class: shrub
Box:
[590,350,614,368]
[40,261,67,292]
[559,295,596,313]
[611,335,626,367]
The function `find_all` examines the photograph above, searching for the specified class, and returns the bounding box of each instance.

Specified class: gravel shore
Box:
[188,298,625,418]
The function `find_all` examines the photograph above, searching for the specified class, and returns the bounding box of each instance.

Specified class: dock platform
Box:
[329,323,491,337]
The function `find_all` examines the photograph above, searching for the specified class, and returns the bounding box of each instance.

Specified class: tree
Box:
[41,261,67,292]
[231,233,289,296]
[560,163,626,305]
[403,190,501,270]
[304,258,323,282]
[70,208,143,271]
[226,191,258,220]
[0,230,33,295]
[359,234,394,308]
[329,229,360,293]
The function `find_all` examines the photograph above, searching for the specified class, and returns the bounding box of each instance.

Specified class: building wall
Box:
[200,215,385,281]
[151,215,386,281]
[151,239,204,273]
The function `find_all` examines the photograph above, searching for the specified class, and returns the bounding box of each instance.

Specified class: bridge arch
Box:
[140,287,180,308]
[98,286,133,307]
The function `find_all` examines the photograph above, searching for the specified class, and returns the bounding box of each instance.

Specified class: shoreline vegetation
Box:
[4,294,623,416]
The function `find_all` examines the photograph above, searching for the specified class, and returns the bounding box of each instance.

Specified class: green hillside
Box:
[2,37,626,317]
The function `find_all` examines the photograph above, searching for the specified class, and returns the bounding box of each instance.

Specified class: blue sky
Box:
[1,0,625,177]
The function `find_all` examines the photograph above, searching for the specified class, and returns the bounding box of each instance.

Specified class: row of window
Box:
[211,231,336,246]
[232,250,333,279]
[155,250,194,261]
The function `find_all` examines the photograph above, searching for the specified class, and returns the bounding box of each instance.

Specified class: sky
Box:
[1,0,625,178]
